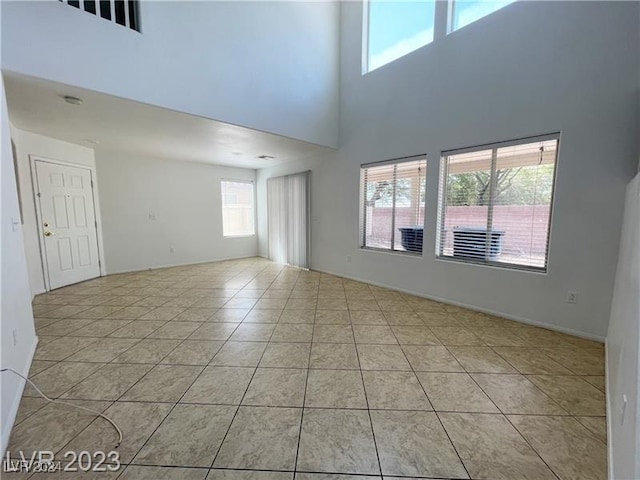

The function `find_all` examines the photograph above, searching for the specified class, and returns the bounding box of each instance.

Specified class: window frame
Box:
[359,154,427,256]
[363,0,515,74]
[220,179,256,238]
[436,133,560,273]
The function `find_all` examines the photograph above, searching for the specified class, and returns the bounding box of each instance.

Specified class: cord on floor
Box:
[0,367,122,448]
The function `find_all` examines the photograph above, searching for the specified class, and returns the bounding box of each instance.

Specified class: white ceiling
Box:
[3,72,333,169]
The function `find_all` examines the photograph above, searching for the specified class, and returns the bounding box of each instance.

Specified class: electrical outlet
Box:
[148,211,157,221]
[169,246,175,254]
[12,329,17,346]
[566,292,578,304]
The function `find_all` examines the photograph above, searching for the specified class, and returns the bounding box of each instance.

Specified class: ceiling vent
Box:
[257,155,276,160]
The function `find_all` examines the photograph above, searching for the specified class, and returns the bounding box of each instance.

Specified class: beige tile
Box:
[8,400,111,456]
[244,309,282,323]
[214,406,302,470]
[370,410,467,478]
[472,373,567,415]
[174,307,217,321]
[430,326,484,346]
[34,336,101,361]
[134,404,235,467]
[37,319,96,336]
[119,465,208,480]
[347,300,380,311]
[243,368,307,407]
[260,342,310,368]
[448,346,517,373]
[416,372,499,413]
[255,298,289,310]
[349,311,387,325]
[390,326,440,345]
[286,298,317,310]
[471,327,528,347]
[108,320,167,338]
[61,401,172,462]
[73,320,134,337]
[305,369,367,408]
[161,340,224,365]
[113,338,181,363]
[440,412,557,480]
[276,309,313,324]
[310,343,360,369]
[189,322,239,341]
[541,347,605,375]
[271,324,314,342]
[418,311,461,327]
[527,375,606,415]
[402,345,464,372]
[121,365,203,402]
[383,311,423,325]
[211,309,251,322]
[583,375,606,392]
[182,366,254,404]
[297,408,379,475]
[509,415,607,480]
[25,362,105,398]
[356,344,411,371]
[352,325,397,344]
[362,371,432,410]
[313,325,354,343]
[148,321,203,339]
[28,359,57,376]
[61,363,153,400]
[576,416,607,443]
[106,305,156,319]
[14,397,48,425]
[224,298,259,309]
[71,305,125,319]
[139,307,185,321]
[229,323,276,342]
[210,341,267,367]
[207,471,292,480]
[315,310,350,324]
[66,338,139,362]
[492,347,574,374]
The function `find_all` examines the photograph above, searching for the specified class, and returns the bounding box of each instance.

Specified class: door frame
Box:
[29,155,106,291]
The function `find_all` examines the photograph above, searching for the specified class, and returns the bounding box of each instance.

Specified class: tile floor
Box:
[6,257,607,479]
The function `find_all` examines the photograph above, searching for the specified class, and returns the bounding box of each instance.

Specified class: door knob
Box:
[44,231,55,237]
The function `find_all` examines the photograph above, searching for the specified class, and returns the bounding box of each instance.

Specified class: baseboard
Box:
[1,335,39,455]
[105,254,261,276]
[605,339,613,480]
[313,266,605,342]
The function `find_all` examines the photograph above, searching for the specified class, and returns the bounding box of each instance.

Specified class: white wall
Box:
[1,0,340,149]
[258,1,639,340]
[0,77,37,454]
[96,151,258,274]
[606,173,640,480]
[10,127,98,296]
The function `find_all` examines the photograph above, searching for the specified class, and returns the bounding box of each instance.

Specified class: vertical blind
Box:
[437,134,559,270]
[267,171,310,269]
[360,156,427,253]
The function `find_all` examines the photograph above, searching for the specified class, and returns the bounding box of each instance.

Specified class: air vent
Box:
[257,155,276,160]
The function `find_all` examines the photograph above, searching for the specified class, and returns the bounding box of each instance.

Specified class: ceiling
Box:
[3,72,333,169]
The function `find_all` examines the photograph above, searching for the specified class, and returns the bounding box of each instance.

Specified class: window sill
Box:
[360,246,423,258]
[436,255,548,274]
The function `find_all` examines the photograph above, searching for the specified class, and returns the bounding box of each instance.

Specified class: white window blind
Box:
[267,171,310,269]
[221,180,255,237]
[437,134,559,271]
[360,156,427,254]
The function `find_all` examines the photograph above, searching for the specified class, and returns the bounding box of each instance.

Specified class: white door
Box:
[34,160,101,289]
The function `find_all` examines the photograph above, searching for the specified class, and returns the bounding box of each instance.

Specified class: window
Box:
[221,180,255,237]
[360,156,427,254]
[363,0,515,72]
[437,134,559,271]
[366,0,436,72]
[450,1,515,32]
[59,0,141,32]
